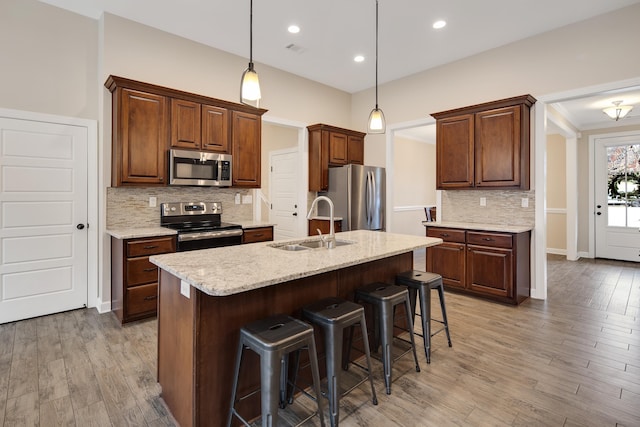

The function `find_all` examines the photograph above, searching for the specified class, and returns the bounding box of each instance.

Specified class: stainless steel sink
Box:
[277,244,310,251]
[269,239,355,251]
[298,240,353,249]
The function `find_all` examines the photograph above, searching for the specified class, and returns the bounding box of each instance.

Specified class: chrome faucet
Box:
[307,196,336,249]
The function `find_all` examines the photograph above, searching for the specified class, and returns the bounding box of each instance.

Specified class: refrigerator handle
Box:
[370,171,375,225]
[367,171,374,225]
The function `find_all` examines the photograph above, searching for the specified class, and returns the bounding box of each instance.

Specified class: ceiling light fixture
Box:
[288,25,300,34]
[367,0,385,134]
[603,100,633,121]
[240,0,261,107]
[433,20,447,29]
[354,55,365,63]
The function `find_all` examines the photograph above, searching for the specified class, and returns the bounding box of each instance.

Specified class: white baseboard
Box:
[578,251,591,259]
[546,248,567,255]
[94,299,111,314]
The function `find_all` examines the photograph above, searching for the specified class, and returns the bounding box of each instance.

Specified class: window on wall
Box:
[607,144,640,227]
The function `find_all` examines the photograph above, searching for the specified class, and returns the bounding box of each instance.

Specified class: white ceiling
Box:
[40,0,640,94]
[39,0,640,135]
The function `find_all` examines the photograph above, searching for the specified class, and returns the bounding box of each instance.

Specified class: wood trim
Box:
[431,94,536,119]
[105,75,268,117]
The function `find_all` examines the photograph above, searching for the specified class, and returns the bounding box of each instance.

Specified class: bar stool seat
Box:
[227,314,325,427]
[353,282,420,395]
[294,297,378,427]
[396,270,452,364]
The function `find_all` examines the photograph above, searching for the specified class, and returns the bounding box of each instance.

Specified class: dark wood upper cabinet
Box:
[106,75,266,188]
[329,132,348,165]
[201,105,230,153]
[432,95,535,190]
[232,111,261,188]
[112,88,169,186]
[171,99,201,150]
[347,135,364,165]
[436,114,474,189]
[307,124,366,191]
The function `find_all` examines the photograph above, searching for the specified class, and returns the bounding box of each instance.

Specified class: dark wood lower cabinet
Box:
[426,226,530,304]
[111,235,176,324]
[242,226,273,243]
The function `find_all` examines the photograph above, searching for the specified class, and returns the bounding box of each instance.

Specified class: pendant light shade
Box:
[368,107,386,133]
[240,0,261,107]
[367,0,385,134]
[603,100,633,121]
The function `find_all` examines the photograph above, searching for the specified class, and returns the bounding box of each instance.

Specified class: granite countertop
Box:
[107,221,275,239]
[106,227,177,240]
[233,220,276,229]
[422,220,532,233]
[150,230,442,297]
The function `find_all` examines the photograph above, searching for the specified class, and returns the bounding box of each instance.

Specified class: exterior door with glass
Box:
[594,133,640,262]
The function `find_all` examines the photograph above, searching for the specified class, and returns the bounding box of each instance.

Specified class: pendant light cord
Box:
[249,0,254,68]
[375,0,379,109]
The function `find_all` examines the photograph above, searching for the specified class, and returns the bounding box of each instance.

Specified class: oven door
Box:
[176,229,243,251]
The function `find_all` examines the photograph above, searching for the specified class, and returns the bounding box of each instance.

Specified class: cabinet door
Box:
[308,219,342,236]
[466,245,513,298]
[436,114,474,189]
[170,99,201,149]
[201,105,230,153]
[426,242,466,289]
[116,89,168,186]
[232,111,261,187]
[328,132,348,165]
[242,227,274,243]
[308,128,329,191]
[347,135,364,165]
[475,105,521,188]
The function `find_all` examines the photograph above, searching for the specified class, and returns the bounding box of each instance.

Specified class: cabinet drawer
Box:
[126,283,158,317]
[243,227,273,244]
[426,227,466,243]
[467,231,512,248]
[127,236,176,257]
[126,258,158,286]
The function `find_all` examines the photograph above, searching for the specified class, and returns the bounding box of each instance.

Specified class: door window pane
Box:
[607,144,640,227]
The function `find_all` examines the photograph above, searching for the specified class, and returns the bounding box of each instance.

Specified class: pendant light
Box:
[240,0,261,107]
[367,0,386,134]
[603,100,633,121]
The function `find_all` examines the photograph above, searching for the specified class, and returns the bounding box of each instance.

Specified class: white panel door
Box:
[270,150,301,240]
[0,117,88,323]
[594,133,640,262]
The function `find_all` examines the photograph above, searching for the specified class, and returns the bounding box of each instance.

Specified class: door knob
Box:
[596,212,602,216]
[292,212,298,216]
[597,204,602,208]
[76,224,85,230]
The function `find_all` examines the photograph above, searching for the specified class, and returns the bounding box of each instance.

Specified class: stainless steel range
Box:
[160,202,243,251]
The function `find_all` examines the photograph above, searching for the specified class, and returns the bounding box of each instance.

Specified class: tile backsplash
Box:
[441,189,535,227]
[107,187,253,228]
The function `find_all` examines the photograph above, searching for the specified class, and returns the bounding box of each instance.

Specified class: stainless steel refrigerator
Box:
[318,164,385,231]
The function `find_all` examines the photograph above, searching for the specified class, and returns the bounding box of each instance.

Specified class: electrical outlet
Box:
[234,193,241,204]
[242,195,253,204]
[180,280,190,299]
[149,196,157,207]
[521,198,529,208]
[480,197,486,206]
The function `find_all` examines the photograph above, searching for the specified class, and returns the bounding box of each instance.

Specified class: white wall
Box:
[391,136,436,236]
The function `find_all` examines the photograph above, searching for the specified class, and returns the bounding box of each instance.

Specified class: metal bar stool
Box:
[291,297,378,427]
[396,270,452,364]
[352,282,421,395]
[227,314,326,427]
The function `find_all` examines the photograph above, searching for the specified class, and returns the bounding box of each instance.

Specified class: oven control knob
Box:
[171,207,176,211]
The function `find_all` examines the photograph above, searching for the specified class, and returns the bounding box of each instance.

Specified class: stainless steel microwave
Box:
[169,149,232,186]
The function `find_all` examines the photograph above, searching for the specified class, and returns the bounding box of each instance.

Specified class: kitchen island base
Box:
[157,252,413,427]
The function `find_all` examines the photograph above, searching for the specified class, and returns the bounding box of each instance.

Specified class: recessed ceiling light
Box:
[288,25,300,34]
[354,55,365,63]
[433,20,446,29]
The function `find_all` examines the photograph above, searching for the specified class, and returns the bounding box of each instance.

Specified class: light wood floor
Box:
[1,254,639,426]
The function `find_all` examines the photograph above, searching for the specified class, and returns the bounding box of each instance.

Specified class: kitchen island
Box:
[150,230,442,427]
